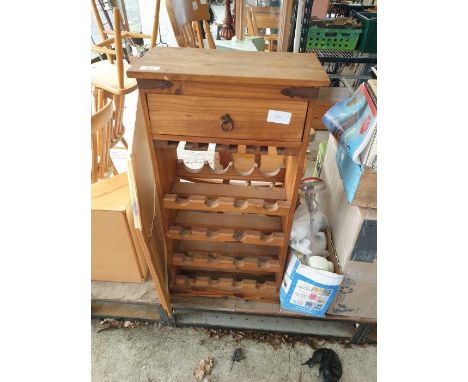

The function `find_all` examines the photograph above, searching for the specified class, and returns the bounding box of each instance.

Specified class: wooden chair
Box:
[91,1,159,148]
[247,6,280,51]
[91,96,114,183]
[165,0,215,49]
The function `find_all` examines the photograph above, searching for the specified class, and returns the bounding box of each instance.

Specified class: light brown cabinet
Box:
[127,47,329,313]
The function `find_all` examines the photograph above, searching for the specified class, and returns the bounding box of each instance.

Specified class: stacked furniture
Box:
[165,0,216,49]
[91,1,160,148]
[127,47,329,303]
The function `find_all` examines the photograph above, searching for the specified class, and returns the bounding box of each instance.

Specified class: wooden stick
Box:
[113,8,124,91]
[235,0,245,40]
[185,24,197,48]
[93,88,98,113]
[123,31,152,39]
[91,46,116,56]
[91,0,114,63]
[91,132,98,182]
[173,253,280,273]
[96,37,116,47]
[194,21,204,49]
[151,0,161,48]
[163,194,290,216]
[173,275,277,298]
[96,90,105,161]
[203,20,216,49]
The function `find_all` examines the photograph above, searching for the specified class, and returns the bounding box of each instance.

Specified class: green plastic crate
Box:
[354,12,377,53]
[306,26,362,51]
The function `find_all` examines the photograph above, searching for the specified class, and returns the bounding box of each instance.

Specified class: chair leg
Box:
[111,160,119,175]
[96,89,105,153]
[98,122,109,179]
[91,133,99,183]
[121,136,128,149]
[118,94,126,139]
[93,88,99,113]
[112,94,120,143]
[113,94,126,144]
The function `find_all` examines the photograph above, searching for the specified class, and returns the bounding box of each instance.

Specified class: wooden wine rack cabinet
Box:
[128,48,329,302]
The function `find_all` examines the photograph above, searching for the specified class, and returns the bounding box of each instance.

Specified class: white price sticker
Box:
[200,0,207,3]
[192,1,198,10]
[140,65,160,71]
[267,110,292,125]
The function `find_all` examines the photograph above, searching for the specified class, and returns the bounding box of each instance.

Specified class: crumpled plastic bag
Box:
[290,204,328,256]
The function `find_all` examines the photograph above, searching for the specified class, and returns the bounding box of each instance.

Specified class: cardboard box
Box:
[318,134,376,221]
[91,173,149,283]
[318,135,377,319]
[327,203,376,319]
[330,259,377,319]
[280,229,344,318]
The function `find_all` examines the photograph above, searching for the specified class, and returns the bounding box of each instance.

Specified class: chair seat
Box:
[91,60,137,95]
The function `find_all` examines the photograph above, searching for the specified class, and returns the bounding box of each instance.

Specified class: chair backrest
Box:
[165,0,215,49]
[91,2,126,90]
[91,98,114,183]
[248,6,280,35]
[91,1,160,89]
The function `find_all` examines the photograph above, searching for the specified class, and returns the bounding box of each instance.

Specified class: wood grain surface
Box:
[127,47,329,87]
[147,94,307,142]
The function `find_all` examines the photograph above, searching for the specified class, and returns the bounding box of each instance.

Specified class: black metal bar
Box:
[307,49,377,64]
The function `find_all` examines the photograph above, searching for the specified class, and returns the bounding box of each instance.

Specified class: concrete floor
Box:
[92,319,376,382]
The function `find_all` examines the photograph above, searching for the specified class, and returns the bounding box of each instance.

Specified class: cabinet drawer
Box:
[147,94,308,142]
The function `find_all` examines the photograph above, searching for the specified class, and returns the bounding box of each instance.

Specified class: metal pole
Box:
[293,0,305,53]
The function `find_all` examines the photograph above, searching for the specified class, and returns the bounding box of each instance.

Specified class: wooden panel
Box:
[168,226,286,246]
[172,275,277,300]
[174,211,282,231]
[352,169,377,209]
[277,102,315,281]
[311,87,350,130]
[214,144,299,156]
[127,47,330,88]
[125,205,150,280]
[139,80,318,102]
[170,180,287,201]
[176,240,278,257]
[163,194,290,216]
[277,0,295,52]
[235,0,245,40]
[153,134,303,148]
[177,160,286,182]
[147,94,307,142]
[173,253,280,273]
[130,99,172,315]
